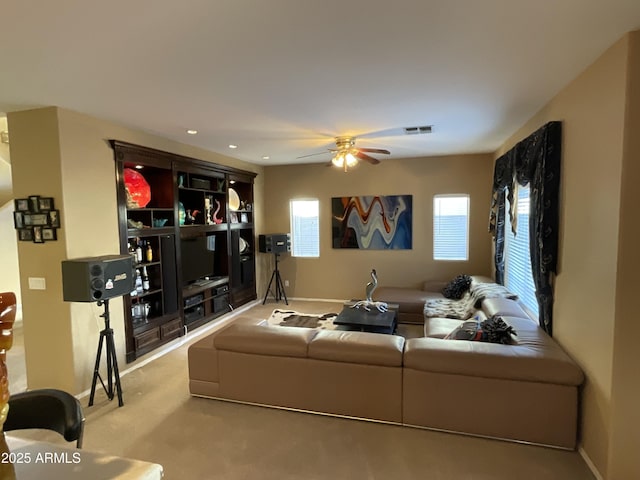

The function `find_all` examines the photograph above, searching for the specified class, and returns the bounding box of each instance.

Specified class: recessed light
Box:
[135,165,144,169]
[262,156,270,160]
[228,144,238,149]
[186,129,198,135]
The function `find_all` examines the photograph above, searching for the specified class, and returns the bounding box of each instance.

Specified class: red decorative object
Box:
[124,168,151,208]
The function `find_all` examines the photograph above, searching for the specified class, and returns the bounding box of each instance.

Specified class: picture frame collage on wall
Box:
[13,195,60,243]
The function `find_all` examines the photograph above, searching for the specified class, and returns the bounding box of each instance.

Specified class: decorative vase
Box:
[179,202,186,225]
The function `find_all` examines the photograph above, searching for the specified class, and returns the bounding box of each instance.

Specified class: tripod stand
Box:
[262,252,288,305]
[88,298,124,407]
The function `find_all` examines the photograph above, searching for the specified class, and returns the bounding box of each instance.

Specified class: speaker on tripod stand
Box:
[61,255,134,407]
[259,234,290,305]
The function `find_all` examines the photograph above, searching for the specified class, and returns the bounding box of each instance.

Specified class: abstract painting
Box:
[332,195,412,249]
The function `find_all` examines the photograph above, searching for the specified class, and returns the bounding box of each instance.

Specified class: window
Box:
[504,185,539,317]
[290,199,319,257]
[433,195,469,261]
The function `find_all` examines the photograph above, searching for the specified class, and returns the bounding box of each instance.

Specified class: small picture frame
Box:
[49,210,60,228]
[230,212,239,223]
[32,226,44,243]
[29,195,41,213]
[38,197,54,211]
[240,213,249,223]
[14,198,30,212]
[24,213,49,226]
[13,212,24,229]
[42,228,57,241]
[18,229,33,242]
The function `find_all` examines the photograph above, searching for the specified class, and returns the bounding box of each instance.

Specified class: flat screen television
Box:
[180,234,215,285]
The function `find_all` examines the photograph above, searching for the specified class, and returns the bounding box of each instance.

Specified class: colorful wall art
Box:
[332,195,413,249]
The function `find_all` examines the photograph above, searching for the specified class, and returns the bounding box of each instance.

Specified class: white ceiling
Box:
[1,1,640,166]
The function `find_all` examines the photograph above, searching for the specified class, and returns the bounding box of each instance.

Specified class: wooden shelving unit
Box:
[112,141,257,362]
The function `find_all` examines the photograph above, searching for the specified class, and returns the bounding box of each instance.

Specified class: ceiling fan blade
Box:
[355,152,380,165]
[296,150,330,159]
[358,148,390,155]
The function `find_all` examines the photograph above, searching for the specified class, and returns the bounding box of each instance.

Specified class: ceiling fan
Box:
[298,136,390,172]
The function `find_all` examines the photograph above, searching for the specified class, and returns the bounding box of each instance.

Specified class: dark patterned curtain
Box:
[488,121,562,335]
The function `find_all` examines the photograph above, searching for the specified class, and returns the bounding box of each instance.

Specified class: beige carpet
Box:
[10,300,595,479]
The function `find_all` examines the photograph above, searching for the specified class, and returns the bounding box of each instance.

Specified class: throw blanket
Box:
[424,281,518,319]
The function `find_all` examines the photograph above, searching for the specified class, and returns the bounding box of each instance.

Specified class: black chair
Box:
[3,389,85,448]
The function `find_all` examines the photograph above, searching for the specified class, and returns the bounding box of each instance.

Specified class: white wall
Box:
[0,202,21,306]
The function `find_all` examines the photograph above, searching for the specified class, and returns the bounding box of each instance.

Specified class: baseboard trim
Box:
[579,446,604,480]
[286,297,349,303]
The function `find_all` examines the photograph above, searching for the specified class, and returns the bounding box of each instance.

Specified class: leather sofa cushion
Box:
[215,324,317,358]
[309,330,405,367]
[482,297,531,319]
[405,317,584,386]
[375,287,443,314]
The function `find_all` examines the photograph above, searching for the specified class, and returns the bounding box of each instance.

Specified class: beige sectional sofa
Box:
[188,279,584,450]
[189,317,406,423]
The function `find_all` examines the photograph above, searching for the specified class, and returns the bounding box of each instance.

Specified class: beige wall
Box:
[263,154,493,300]
[0,117,21,307]
[0,203,21,307]
[9,108,76,392]
[8,106,264,394]
[496,35,632,478]
[0,117,12,205]
[608,31,640,480]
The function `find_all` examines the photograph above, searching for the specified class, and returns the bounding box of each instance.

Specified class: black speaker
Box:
[61,255,134,302]
[258,234,291,254]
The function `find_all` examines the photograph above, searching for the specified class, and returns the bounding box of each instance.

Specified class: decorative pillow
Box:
[444,315,517,344]
[480,316,517,344]
[442,274,472,299]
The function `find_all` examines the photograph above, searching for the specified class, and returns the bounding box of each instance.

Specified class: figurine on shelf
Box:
[185,209,200,225]
[213,199,223,224]
[204,197,213,225]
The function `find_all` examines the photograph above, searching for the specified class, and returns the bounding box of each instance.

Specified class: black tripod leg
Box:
[276,270,289,305]
[105,330,114,400]
[88,331,105,407]
[107,331,124,407]
[262,268,277,304]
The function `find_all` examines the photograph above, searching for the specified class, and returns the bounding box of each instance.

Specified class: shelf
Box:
[178,186,225,195]
[128,227,175,236]
[229,222,253,230]
[127,208,174,213]
[130,288,162,300]
[132,260,161,268]
[179,224,228,234]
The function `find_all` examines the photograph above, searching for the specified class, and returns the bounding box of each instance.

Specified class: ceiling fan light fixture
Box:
[331,150,358,172]
[345,151,358,166]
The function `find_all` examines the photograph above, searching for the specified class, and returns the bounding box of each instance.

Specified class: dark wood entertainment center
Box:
[111,141,257,362]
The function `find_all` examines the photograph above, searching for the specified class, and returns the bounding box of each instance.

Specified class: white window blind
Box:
[433,195,469,261]
[290,200,319,257]
[504,185,539,317]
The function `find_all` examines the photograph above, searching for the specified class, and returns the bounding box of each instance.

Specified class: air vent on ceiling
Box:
[404,125,432,135]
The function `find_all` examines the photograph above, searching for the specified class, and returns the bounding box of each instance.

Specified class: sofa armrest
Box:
[188,316,266,383]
